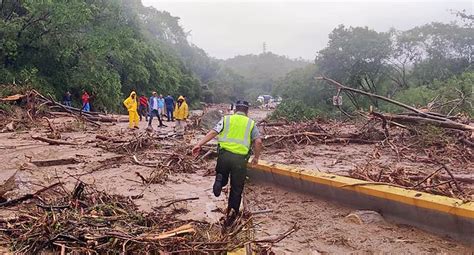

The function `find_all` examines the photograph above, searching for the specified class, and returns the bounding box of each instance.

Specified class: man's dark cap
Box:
[235,100,250,108]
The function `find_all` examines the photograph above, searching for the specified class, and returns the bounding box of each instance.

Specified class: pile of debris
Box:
[262,120,386,148]
[96,132,155,154]
[0,181,293,253]
[133,145,206,184]
[0,89,127,132]
[349,161,473,200]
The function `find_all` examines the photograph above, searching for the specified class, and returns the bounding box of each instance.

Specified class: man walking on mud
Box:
[148,92,166,129]
[192,100,263,225]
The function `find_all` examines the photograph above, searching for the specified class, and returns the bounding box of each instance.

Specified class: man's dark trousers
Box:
[166,106,174,121]
[149,109,163,126]
[215,149,247,212]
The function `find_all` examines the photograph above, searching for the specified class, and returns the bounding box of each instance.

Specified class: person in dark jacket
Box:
[63,91,72,107]
[164,95,175,121]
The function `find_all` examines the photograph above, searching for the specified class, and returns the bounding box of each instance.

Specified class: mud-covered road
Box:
[0,107,472,253]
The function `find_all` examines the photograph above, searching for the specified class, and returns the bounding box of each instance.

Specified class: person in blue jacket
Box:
[164,94,175,121]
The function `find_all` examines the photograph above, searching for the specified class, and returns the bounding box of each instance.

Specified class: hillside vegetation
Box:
[274,14,473,120]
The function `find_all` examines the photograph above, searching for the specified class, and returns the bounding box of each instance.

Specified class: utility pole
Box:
[262,42,267,54]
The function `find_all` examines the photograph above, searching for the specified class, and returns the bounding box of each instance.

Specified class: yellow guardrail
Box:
[248,160,474,219]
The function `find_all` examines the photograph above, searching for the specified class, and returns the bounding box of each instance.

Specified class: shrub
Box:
[270,100,320,122]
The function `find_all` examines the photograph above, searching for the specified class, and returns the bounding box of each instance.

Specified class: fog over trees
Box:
[1,1,472,118]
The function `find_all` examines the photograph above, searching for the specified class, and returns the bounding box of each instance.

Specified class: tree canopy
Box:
[275,17,473,119]
[1,0,202,111]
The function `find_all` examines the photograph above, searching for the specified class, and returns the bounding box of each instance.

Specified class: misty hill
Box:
[221,53,310,98]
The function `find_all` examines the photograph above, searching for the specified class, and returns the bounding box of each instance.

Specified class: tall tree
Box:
[317,25,392,107]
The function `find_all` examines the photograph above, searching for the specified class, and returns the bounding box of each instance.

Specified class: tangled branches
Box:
[349,161,472,201]
[97,132,154,154]
[0,182,257,254]
[262,120,385,148]
[134,146,203,184]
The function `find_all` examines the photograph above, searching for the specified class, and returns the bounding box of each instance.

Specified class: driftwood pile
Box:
[0,182,293,254]
[96,132,155,154]
[262,120,386,148]
[0,89,127,130]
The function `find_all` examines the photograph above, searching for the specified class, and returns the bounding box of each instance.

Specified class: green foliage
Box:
[0,84,32,98]
[274,64,342,113]
[277,18,473,119]
[381,71,473,116]
[415,125,455,147]
[0,0,203,112]
[204,67,248,103]
[383,86,437,112]
[317,25,391,108]
[0,103,14,115]
[388,21,473,89]
[270,100,320,122]
[431,71,473,116]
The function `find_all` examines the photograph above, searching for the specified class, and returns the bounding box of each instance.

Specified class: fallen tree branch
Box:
[154,197,200,209]
[31,157,80,167]
[381,113,474,131]
[316,76,446,120]
[43,92,101,127]
[411,167,444,188]
[32,135,79,146]
[253,223,298,243]
[132,155,157,167]
[438,162,464,195]
[0,182,61,207]
[408,174,474,184]
[317,77,474,132]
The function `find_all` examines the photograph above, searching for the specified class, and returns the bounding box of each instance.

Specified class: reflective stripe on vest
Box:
[218,114,255,155]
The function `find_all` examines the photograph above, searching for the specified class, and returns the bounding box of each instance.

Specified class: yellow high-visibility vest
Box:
[218,114,255,155]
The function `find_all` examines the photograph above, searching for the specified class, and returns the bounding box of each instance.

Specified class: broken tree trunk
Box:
[380,113,474,131]
[317,77,447,121]
[31,90,101,127]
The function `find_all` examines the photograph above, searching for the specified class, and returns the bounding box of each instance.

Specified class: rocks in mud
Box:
[1,121,15,133]
[345,210,385,225]
[200,109,223,130]
[0,171,19,201]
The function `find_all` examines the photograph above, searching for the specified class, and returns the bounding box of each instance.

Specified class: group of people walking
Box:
[123,91,188,131]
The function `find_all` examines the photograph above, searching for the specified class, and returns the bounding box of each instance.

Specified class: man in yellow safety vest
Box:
[192,100,263,224]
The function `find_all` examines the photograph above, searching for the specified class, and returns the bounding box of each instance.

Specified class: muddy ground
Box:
[0,106,473,253]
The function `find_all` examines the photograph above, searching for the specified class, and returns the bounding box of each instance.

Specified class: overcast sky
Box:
[142,0,472,60]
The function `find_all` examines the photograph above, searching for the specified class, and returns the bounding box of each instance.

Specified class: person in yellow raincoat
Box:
[123,91,139,129]
[173,95,188,134]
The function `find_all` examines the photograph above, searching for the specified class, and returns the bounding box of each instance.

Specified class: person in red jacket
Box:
[138,94,149,121]
[81,91,90,112]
